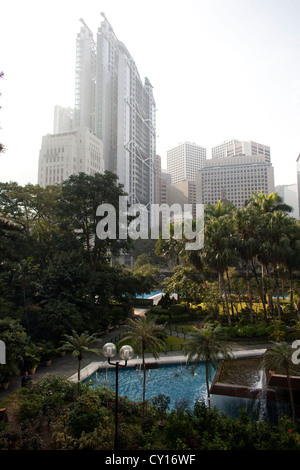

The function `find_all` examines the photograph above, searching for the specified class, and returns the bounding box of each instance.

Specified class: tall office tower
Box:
[275,183,299,219]
[211,139,240,159]
[155,155,162,205]
[196,154,275,209]
[53,105,74,134]
[297,154,300,218]
[212,139,271,162]
[40,14,156,227]
[94,14,156,220]
[74,19,97,133]
[167,180,196,219]
[154,155,173,227]
[38,128,103,187]
[167,141,206,185]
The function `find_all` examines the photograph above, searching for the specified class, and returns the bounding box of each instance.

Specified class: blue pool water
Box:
[85,362,214,409]
[135,291,163,299]
[84,361,297,423]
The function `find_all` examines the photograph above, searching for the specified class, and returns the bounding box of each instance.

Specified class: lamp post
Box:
[102,342,134,451]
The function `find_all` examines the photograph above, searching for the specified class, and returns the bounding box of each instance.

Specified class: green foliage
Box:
[163,265,204,310]
[66,390,105,438]
[221,321,273,339]
[0,174,152,356]
[0,317,27,382]
[10,372,300,450]
[18,375,77,421]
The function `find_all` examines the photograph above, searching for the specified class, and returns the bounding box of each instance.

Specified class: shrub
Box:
[150,394,171,415]
[51,416,114,450]
[18,375,77,423]
[66,390,105,438]
[18,396,43,422]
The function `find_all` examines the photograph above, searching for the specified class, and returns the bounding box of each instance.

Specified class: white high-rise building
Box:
[212,139,271,162]
[297,154,300,218]
[196,154,275,209]
[53,106,74,134]
[275,183,299,219]
[39,15,156,227]
[167,141,206,185]
[38,128,103,187]
[74,19,97,133]
[211,139,240,159]
[94,14,156,216]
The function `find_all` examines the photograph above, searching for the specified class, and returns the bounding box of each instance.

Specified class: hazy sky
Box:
[0,0,299,187]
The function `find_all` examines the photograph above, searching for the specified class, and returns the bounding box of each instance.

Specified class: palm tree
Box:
[244,192,293,318]
[120,316,167,412]
[245,192,292,214]
[234,206,266,322]
[259,212,292,320]
[155,223,185,266]
[205,200,235,220]
[184,323,233,408]
[202,216,237,325]
[61,329,101,393]
[263,342,297,424]
[282,222,300,319]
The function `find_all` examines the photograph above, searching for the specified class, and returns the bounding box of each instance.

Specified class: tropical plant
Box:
[0,317,27,384]
[163,265,204,313]
[120,316,167,413]
[263,342,298,424]
[184,323,233,408]
[60,330,101,393]
[234,206,261,322]
[202,217,238,325]
[23,343,42,371]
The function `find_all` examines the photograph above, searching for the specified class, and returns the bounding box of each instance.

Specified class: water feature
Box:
[135,291,164,299]
[85,362,215,410]
[84,357,298,423]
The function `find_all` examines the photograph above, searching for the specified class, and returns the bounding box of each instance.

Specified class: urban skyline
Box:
[0,1,299,190]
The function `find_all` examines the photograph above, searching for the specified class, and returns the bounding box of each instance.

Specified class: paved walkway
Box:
[0,323,268,402]
[0,327,126,401]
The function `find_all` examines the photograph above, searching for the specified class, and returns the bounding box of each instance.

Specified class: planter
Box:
[1,382,9,390]
[45,360,52,367]
[29,367,37,375]
[60,351,66,358]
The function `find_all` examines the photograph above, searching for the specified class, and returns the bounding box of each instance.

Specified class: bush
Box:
[66,390,105,438]
[18,396,43,422]
[221,321,273,339]
[18,375,77,423]
[7,373,300,450]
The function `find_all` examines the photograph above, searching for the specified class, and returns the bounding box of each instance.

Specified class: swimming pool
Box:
[85,362,215,409]
[83,358,298,423]
[135,291,164,299]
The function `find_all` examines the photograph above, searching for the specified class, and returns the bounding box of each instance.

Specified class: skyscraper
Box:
[38,128,103,187]
[39,14,156,225]
[297,154,300,218]
[212,138,271,162]
[74,19,97,133]
[167,141,206,185]
[196,154,275,209]
[86,14,156,213]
